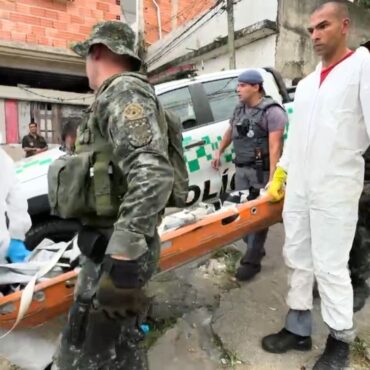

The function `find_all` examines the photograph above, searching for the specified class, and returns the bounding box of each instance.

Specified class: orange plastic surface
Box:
[0,195,283,329]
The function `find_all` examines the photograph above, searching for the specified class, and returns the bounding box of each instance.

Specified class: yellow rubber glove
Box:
[267,167,287,202]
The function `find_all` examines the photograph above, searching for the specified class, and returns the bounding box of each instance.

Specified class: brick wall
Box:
[0,0,121,50]
[144,0,215,44]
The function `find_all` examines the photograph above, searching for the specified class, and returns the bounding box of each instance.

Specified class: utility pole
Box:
[120,0,146,70]
[227,0,236,69]
[171,0,179,31]
[137,0,146,66]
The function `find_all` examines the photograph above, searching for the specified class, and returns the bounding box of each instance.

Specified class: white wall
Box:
[147,0,278,71]
[195,34,277,74]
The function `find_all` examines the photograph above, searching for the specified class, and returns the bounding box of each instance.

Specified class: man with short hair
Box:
[21,122,48,157]
[60,124,76,155]
[51,21,175,370]
[212,69,287,281]
[263,2,370,369]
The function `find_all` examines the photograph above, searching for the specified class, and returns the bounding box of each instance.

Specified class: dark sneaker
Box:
[262,328,312,354]
[235,263,261,281]
[312,335,349,370]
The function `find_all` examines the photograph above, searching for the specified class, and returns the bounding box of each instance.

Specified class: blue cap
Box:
[238,70,264,84]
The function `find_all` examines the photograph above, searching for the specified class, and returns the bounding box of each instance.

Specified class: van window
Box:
[158,87,197,130]
[202,77,238,122]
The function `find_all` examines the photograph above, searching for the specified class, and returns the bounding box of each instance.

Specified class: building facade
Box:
[0,0,120,148]
[144,0,215,44]
[146,0,370,83]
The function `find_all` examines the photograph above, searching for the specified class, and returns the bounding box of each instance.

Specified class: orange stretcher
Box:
[0,195,283,329]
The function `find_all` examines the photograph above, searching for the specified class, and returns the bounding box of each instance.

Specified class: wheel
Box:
[25,218,82,250]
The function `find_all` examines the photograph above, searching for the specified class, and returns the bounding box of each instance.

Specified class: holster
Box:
[67,301,90,348]
[255,147,264,184]
[247,187,260,201]
[77,226,109,263]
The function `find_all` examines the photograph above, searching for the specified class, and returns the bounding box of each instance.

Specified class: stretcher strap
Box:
[0,238,74,339]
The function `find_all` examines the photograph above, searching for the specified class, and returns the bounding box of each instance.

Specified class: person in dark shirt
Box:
[21,122,48,158]
[60,124,77,155]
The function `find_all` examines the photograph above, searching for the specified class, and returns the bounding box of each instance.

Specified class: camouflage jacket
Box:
[87,72,174,259]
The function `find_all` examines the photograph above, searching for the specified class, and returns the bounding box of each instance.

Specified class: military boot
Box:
[262,328,312,353]
[353,280,370,312]
[235,235,266,282]
[312,335,349,370]
[235,262,261,281]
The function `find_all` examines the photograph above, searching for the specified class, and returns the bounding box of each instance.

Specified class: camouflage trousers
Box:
[349,183,370,284]
[52,233,161,370]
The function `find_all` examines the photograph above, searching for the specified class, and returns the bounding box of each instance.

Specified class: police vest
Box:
[232,97,283,169]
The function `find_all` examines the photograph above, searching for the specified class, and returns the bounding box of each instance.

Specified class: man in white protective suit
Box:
[0,146,31,264]
[261,1,370,369]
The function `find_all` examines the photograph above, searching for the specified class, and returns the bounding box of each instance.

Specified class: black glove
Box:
[95,256,150,319]
[78,226,109,263]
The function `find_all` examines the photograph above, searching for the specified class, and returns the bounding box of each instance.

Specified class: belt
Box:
[234,161,254,168]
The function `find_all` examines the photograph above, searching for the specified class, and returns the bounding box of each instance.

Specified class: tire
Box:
[25,218,82,250]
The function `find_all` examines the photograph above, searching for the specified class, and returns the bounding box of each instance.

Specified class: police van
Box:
[16,67,293,248]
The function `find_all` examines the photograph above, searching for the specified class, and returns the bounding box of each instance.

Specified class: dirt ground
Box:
[1,224,370,370]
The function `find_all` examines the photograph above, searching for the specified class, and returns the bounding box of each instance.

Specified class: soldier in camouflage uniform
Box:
[350,182,370,312]
[51,21,174,370]
[349,42,370,313]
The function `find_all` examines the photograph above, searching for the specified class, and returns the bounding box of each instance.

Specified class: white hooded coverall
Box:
[0,147,31,263]
[279,47,370,341]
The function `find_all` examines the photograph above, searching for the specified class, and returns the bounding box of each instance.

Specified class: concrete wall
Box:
[147,0,278,72]
[194,34,277,74]
[276,0,370,80]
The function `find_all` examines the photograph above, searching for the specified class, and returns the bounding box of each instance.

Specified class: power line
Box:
[147,1,224,65]
[161,0,203,28]
[146,0,218,38]
[18,86,92,103]
[149,7,225,66]
[147,0,225,66]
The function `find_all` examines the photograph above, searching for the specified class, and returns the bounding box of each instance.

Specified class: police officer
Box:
[212,70,287,281]
[51,21,174,370]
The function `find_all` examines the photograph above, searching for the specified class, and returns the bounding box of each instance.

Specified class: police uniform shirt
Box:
[22,133,47,157]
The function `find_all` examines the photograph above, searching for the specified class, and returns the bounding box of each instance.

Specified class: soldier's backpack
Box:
[127,72,189,208]
[48,75,188,220]
[159,105,189,208]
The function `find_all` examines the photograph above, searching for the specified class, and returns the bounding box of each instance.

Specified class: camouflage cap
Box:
[71,21,141,70]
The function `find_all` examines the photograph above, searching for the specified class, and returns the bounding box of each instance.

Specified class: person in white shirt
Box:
[263,2,370,369]
[0,147,31,263]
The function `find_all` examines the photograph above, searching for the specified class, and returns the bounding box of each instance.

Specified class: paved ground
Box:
[148,224,370,370]
[1,224,370,370]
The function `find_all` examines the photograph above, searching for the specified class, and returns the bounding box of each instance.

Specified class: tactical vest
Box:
[48,72,188,226]
[48,98,125,226]
[231,97,283,169]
